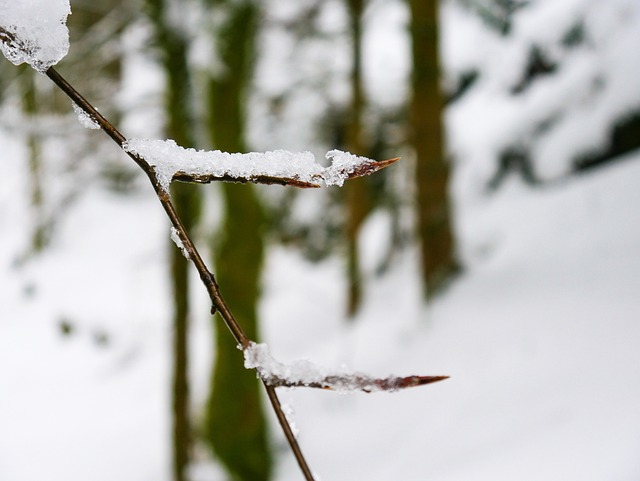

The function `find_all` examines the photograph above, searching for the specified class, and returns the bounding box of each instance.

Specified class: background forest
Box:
[1,0,640,480]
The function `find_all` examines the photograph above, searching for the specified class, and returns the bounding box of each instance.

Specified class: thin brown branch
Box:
[169,158,402,189]
[172,171,322,189]
[263,384,316,481]
[48,70,249,348]
[45,69,127,149]
[262,374,450,392]
[171,157,401,189]
[124,137,399,190]
[244,341,449,394]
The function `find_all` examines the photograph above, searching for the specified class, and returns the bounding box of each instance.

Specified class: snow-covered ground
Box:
[265,151,640,481]
[2,128,640,480]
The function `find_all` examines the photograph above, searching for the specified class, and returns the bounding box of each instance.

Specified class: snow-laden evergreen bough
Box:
[1,2,448,479]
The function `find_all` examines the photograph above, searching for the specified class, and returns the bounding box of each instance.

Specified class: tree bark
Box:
[144,1,201,480]
[409,0,458,298]
[203,2,273,479]
[345,0,369,317]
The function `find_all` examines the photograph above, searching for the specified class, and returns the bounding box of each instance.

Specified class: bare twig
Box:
[264,385,317,481]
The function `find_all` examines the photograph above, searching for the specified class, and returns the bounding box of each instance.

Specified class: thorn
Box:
[373,374,449,391]
[377,157,402,168]
[413,375,450,386]
[346,157,401,180]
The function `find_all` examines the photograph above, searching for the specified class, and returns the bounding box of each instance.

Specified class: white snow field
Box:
[264,152,640,481]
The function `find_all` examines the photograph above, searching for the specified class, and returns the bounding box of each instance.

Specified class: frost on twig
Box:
[324,150,399,187]
[0,0,71,73]
[243,342,448,393]
[72,102,100,130]
[122,138,399,193]
[170,227,190,260]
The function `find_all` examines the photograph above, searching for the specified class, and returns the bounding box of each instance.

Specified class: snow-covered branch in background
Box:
[123,138,399,192]
[244,342,448,393]
[0,0,70,73]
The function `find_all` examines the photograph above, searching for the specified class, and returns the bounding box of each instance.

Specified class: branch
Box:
[171,157,400,189]
[38,66,445,480]
[0,23,441,473]
[244,342,449,393]
[173,172,322,189]
[122,138,400,192]
[263,373,449,392]
[42,66,317,481]
[171,157,399,189]
[0,23,323,481]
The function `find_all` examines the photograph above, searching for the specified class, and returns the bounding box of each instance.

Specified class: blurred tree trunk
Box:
[20,67,46,253]
[345,0,370,317]
[408,0,458,298]
[202,1,273,480]
[144,1,201,481]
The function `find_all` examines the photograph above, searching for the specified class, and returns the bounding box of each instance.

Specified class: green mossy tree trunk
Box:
[409,0,458,299]
[345,0,370,317]
[145,1,201,480]
[202,1,273,480]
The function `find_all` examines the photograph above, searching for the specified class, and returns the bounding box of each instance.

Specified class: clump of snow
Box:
[123,138,376,192]
[244,342,337,385]
[72,102,100,130]
[0,0,71,73]
[244,342,371,392]
[124,138,322,192]
[170,227,189,260]
[243,341,411,393]
[324,149,371,187]
[280,401,299,438]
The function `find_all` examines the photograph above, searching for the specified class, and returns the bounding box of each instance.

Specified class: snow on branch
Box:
[0,0,70,73]
[72,102,100,130]
[123,138,399,193]
[243,342,448,393]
